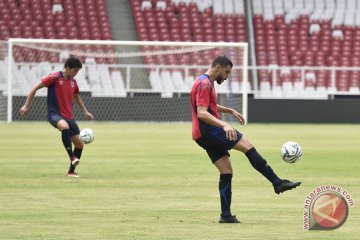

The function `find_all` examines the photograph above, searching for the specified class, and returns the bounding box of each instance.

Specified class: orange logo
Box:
[303,185,354,230]
[312,192,348,229]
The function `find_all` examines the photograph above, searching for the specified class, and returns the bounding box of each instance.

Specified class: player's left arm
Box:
[217,104,245,125]
[73,94,94,120]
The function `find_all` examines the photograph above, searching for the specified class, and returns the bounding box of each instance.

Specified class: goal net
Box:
[1,39,248,123]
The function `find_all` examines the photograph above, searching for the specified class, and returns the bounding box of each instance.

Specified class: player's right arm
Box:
[197,107,238,141]
[73,94,94,120]
[217,104,245,125]
[19,82,45,116]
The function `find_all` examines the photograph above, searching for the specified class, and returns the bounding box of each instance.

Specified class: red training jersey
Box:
[41,71,80,119]
[190,74,219,140]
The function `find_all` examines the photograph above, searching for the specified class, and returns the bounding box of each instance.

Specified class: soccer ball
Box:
[280,141,302,163]
[79,128,95,144]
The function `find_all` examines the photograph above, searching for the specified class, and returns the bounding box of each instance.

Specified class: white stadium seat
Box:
[149,71,163,92]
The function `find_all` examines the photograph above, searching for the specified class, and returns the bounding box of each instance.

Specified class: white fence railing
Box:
[2,62,360,98]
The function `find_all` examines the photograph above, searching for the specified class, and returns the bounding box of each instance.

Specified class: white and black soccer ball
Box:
[280,141,302,163]
[79,128,95,144]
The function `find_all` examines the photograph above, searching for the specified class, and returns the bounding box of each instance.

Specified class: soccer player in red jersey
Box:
[190,56,301,223]
[19,56,94,178]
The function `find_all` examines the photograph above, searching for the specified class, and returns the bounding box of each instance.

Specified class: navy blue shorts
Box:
[48,114,80,137]
[195,127,243,163]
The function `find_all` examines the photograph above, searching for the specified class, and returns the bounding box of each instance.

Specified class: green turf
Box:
[0,122,359,239]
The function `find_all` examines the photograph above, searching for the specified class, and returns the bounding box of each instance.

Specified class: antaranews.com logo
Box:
[303,185,355,230]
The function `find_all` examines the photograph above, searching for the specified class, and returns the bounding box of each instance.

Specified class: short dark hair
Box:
[211,55,233,68]
[64,56,82,69]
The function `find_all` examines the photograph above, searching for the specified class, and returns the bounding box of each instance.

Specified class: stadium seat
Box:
[160,70,174,97]
[110,70,127,97]
[149,70,163,92]
[172,71,187,91]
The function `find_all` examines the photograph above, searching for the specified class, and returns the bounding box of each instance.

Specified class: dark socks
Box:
[61,129,74,160]
[73,148,83,159]
[245,147,282,186]
[219,174,233,217]
[68,148,83,173]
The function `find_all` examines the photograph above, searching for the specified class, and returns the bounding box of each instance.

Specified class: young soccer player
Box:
[190,56,301,223]
[19,56,94,178]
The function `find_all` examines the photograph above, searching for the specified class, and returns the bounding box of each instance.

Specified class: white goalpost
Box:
[3,39,249,123]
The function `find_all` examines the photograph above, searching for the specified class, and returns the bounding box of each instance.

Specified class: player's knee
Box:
[215,157,233,174]
[246,139,254,149]
[220,168,233,174]
[222,166,233,174]
[234,137,254,153]
[72,136,84,149]
[75,141,84,149]
[57,120,69,130]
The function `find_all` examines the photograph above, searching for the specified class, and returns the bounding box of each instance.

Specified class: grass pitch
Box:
[0,122,359,239]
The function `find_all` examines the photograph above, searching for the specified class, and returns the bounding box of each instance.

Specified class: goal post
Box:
[4,39,249,123]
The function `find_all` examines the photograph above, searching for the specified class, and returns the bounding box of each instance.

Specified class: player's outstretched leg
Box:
[245,147,282,185]
[245,147,301,194]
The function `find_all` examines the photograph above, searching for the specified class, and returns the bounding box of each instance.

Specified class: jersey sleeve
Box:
[196,79,211,108]
[74,80,80,94]
[41,73,57,87]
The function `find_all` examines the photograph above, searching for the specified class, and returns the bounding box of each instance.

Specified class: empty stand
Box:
[253,0,360,93]
[0,0,123,98]
[0,0,115,63]
[131,0,247,95]
[132,0,246,44]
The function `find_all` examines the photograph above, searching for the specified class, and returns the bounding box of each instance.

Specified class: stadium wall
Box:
[248,97,360,123]
[10,94,360,123]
